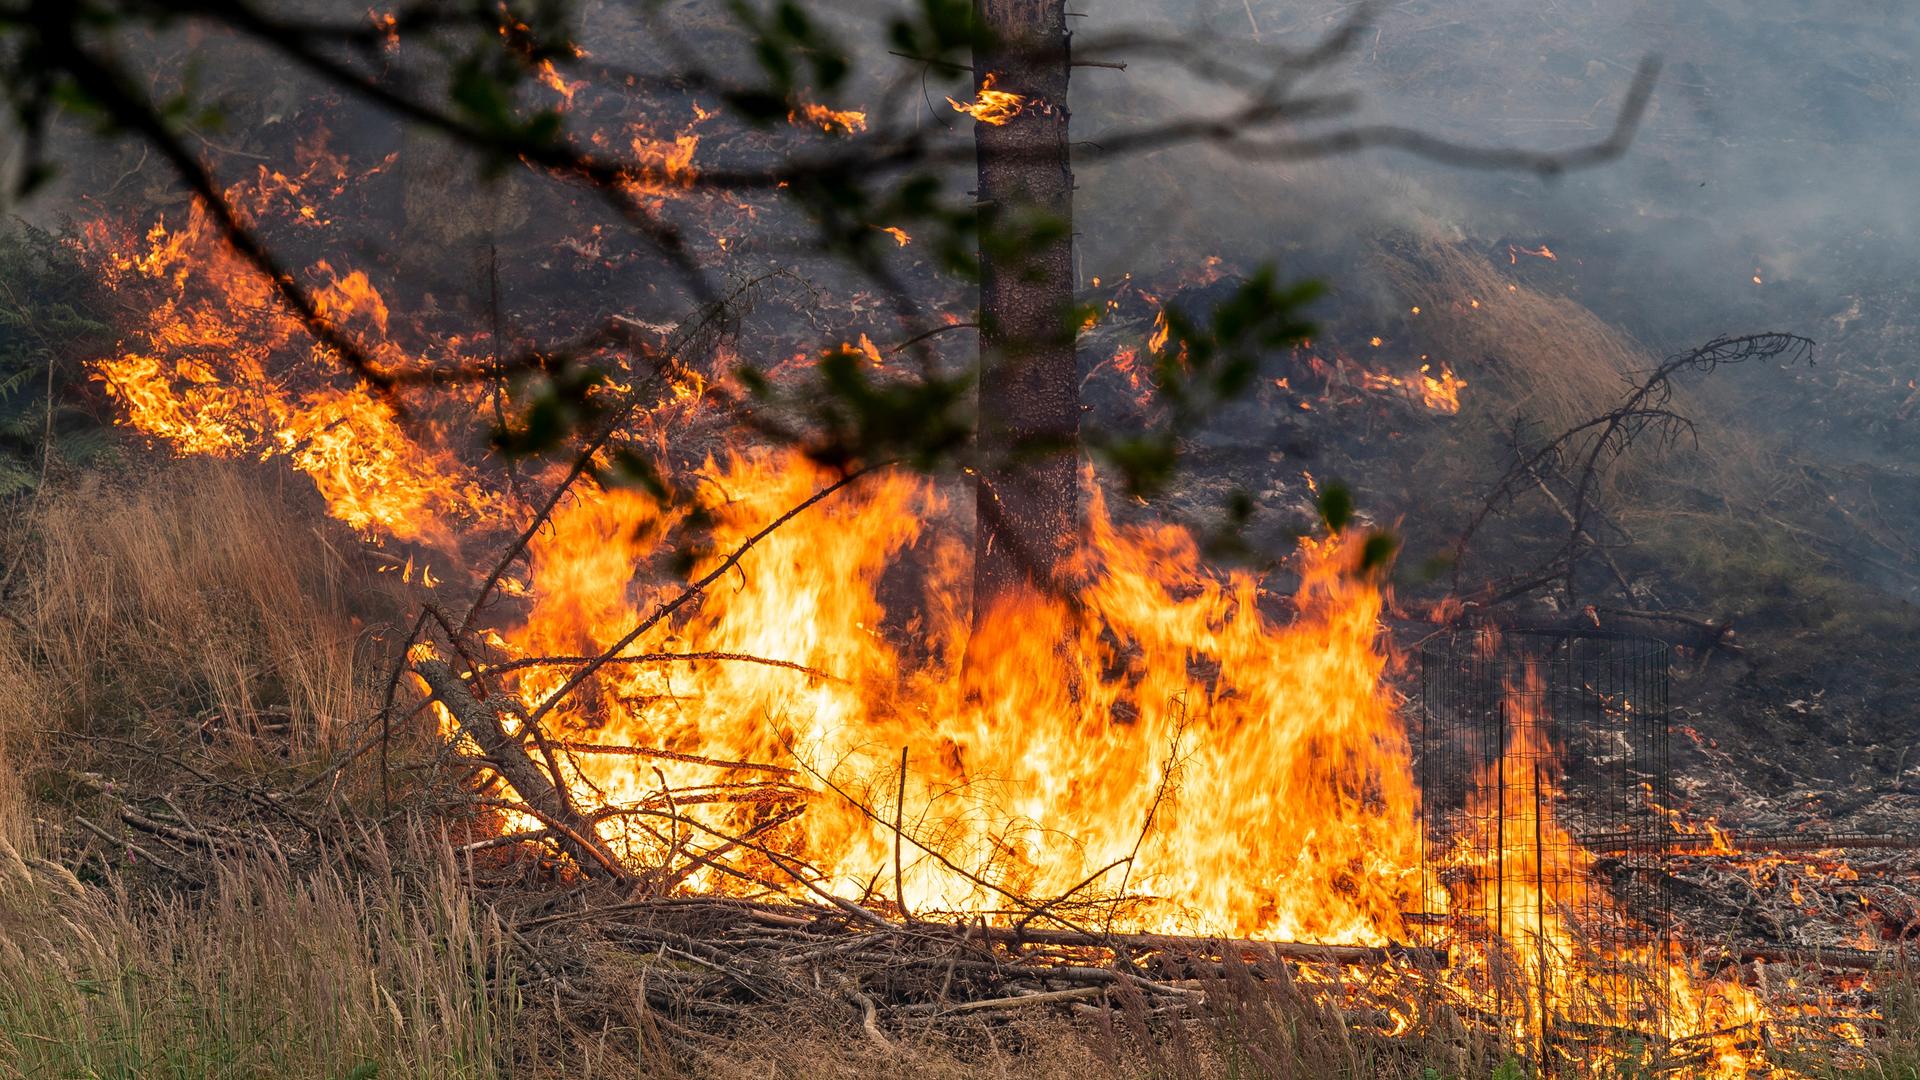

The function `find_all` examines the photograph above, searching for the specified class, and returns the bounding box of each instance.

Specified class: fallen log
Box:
[414,658,628,881]
[891,985,1106,1016]
[523,895,1437,967]
[923,923,1444,967]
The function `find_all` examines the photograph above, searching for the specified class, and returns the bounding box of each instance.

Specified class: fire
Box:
[1419,363,1466,414]
[1093,345,1151,407]
[498,454,1418,940]
[789,102,868,135]
[85,156,500,546]
[622,122,701,202]
[1510,243,1558,263]
[1428,661,1776,1075]
[850,333,885,366]
[536,59,586,109]
[948,73,1026,126]
[1147,309,1170,354]
[1344,355,1466,415]
[78,117,1823,1078]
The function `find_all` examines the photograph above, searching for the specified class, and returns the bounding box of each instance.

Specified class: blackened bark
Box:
[971,0,1079,614]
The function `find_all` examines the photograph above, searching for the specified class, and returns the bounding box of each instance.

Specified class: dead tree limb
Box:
[413,658,628,882]
[1451,334,1814,612]
[940,924,1443,967]
[551,741,796,776]
[481,651,836,682]
[1522,458,1637,599]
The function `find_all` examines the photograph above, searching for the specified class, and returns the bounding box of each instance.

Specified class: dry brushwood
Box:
[512,892,1444,1041]
[413,658,628,882]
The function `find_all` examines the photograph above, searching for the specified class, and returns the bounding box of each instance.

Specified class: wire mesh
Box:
[1418,626,1672,1068]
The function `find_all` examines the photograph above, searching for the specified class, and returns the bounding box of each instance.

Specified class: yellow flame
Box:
[948,73,1027,126]
[83,127,1810,1078]
[789,102,868,135]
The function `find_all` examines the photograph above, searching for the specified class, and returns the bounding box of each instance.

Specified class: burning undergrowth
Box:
[10,14,1908,1073]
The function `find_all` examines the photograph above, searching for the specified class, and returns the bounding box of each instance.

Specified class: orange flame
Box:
[789,102,868,135]
[503,453,1417,940]
[1418,363,1466,414]
[86,158,500,545]
[1429,660,1777,1076]
[82,126,1825,1078]
[536,59,587,109]
[948,73,1026,126]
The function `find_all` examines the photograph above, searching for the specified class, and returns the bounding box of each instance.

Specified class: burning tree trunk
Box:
[970,0,1079,613]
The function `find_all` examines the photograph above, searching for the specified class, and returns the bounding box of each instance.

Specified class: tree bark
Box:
[971,0,1079,615]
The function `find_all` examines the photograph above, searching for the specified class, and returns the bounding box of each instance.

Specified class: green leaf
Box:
[1358,531,1398,573]
[1317,484,1353,533]
[0,459,37,498]
[604,447,673,503]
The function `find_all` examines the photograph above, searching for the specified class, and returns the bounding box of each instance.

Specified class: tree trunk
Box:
[971,0,1079,615]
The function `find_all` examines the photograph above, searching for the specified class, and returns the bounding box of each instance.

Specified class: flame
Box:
[498,454,1419,940]
[851,333,885,367]
[948,73,1027,126]
[1427,657,1779,1076]
[536,59,586,109]
[85,155,499,546]
[623,123,701,202]
[1099,345,1151,407]
[789,102,868,135]
[80,122,1833,1078]
[1147,309,1171,354]
[1345,355,1466,415]
[1418,363,1466,414]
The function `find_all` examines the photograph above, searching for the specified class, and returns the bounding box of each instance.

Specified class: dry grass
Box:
[0,460,504,1079]
[1376,237,1660,440]
[1371,236,1838,607]
[0,831,515,1080]
[2,460,397,763]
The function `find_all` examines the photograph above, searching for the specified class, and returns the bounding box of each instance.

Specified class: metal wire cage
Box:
[1417,627,1672,1067]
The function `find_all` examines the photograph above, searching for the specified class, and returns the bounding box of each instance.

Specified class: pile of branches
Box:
[507,891,1445,1046]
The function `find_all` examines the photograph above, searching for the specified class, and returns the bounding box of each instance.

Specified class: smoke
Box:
[1070,0,1920,353]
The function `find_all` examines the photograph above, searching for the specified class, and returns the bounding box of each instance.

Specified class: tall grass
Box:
[0,836,517,1079]
[6,460,389,757]
[0,462,520,1078]
[1377,238,1656,441]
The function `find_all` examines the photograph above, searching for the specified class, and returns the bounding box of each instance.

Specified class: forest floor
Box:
[1,459,1917,1079]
